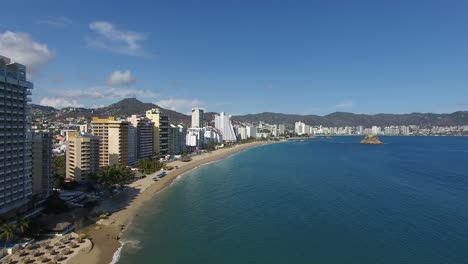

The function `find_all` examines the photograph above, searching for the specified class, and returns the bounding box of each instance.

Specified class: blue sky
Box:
[1,0,468,115]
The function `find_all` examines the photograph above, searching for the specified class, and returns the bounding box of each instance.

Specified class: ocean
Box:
[116,137,468,264]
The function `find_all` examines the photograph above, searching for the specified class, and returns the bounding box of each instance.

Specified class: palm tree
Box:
[15,218,29,234]
[0,223,16,249]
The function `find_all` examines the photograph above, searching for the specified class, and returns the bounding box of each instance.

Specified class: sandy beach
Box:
[71,141,273,264]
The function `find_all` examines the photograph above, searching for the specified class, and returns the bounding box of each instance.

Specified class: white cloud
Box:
[40,97,83,109]
[155,98,205,113]
[36,16,72,27]
[334,100,354,109]
[87,21,148,56]
[107,70,136,86]
[0,31,54,77]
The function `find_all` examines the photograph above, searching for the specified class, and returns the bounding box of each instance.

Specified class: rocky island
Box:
[360,134,383,145]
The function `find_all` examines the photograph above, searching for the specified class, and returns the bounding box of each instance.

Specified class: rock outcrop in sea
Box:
[360,134,383,144]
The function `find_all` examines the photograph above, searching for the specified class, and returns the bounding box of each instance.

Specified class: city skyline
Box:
[1,1,468,115]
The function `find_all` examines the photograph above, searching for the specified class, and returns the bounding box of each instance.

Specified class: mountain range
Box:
[30,98,468,127]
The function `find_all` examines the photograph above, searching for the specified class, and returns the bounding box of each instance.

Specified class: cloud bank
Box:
[0,31,54,77]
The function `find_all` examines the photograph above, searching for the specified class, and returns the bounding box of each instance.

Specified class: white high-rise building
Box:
[357,126,364,135]
[272,125,278,137]
[278,124,285,135]
[245,126,256,138]
[204,127,223,144]
[186,127,204,149]
[191,108,204,128]
[0,55,33,215]
[295,121,306,135]
[238,127,248,140]
[401,126,410,135]
[169,124,187,155]
[214,112,237,142]
[371,126,381,135]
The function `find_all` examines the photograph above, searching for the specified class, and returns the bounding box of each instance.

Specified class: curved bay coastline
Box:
[72,141,277,264]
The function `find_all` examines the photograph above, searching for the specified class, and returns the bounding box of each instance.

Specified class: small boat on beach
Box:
[152,176,159,181]
[158,172,167,178]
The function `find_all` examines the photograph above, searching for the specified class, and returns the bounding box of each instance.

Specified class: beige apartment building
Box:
[91,117,129,167]
[66,131,100,182]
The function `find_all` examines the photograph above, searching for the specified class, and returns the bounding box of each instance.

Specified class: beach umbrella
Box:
[30,250,38,256]
[53,254,62,261]
[18,250,28,257]
[21,257,30,263]
[79,233,87,239]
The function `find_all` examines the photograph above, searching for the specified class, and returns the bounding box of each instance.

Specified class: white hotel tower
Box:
[191,108,204,128]
[214,112,237,142]
[0,56,33,215]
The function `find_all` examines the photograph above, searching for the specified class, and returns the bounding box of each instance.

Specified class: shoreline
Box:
[72,141,275,264]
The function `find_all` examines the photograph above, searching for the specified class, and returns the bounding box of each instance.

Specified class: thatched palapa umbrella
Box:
[53,254,63,261]
[68,242,78,248]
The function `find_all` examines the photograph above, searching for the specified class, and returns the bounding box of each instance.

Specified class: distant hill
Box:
[97,98,190,124]
[31,98,468,127]
[31,98,191,125]
[232,111,468,127]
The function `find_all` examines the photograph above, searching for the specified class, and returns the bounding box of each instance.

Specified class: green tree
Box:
[96,165,135,190]
[0,223,15,248]
[53,155,66,189]
[15,218,29,235]
[205,142,217,151]
[137,159,164,174]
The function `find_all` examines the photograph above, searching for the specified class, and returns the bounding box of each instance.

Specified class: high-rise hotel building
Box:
[66,131,100,182]
[0,55,33,215]
[127,115,154,165]
[146,108,169,157]
[214,112,237,142]
[91,117,129,167]
[32,133,53,199]
[191,108,204,128]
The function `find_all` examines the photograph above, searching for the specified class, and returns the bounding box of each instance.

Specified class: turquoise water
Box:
[117,137,468,264]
